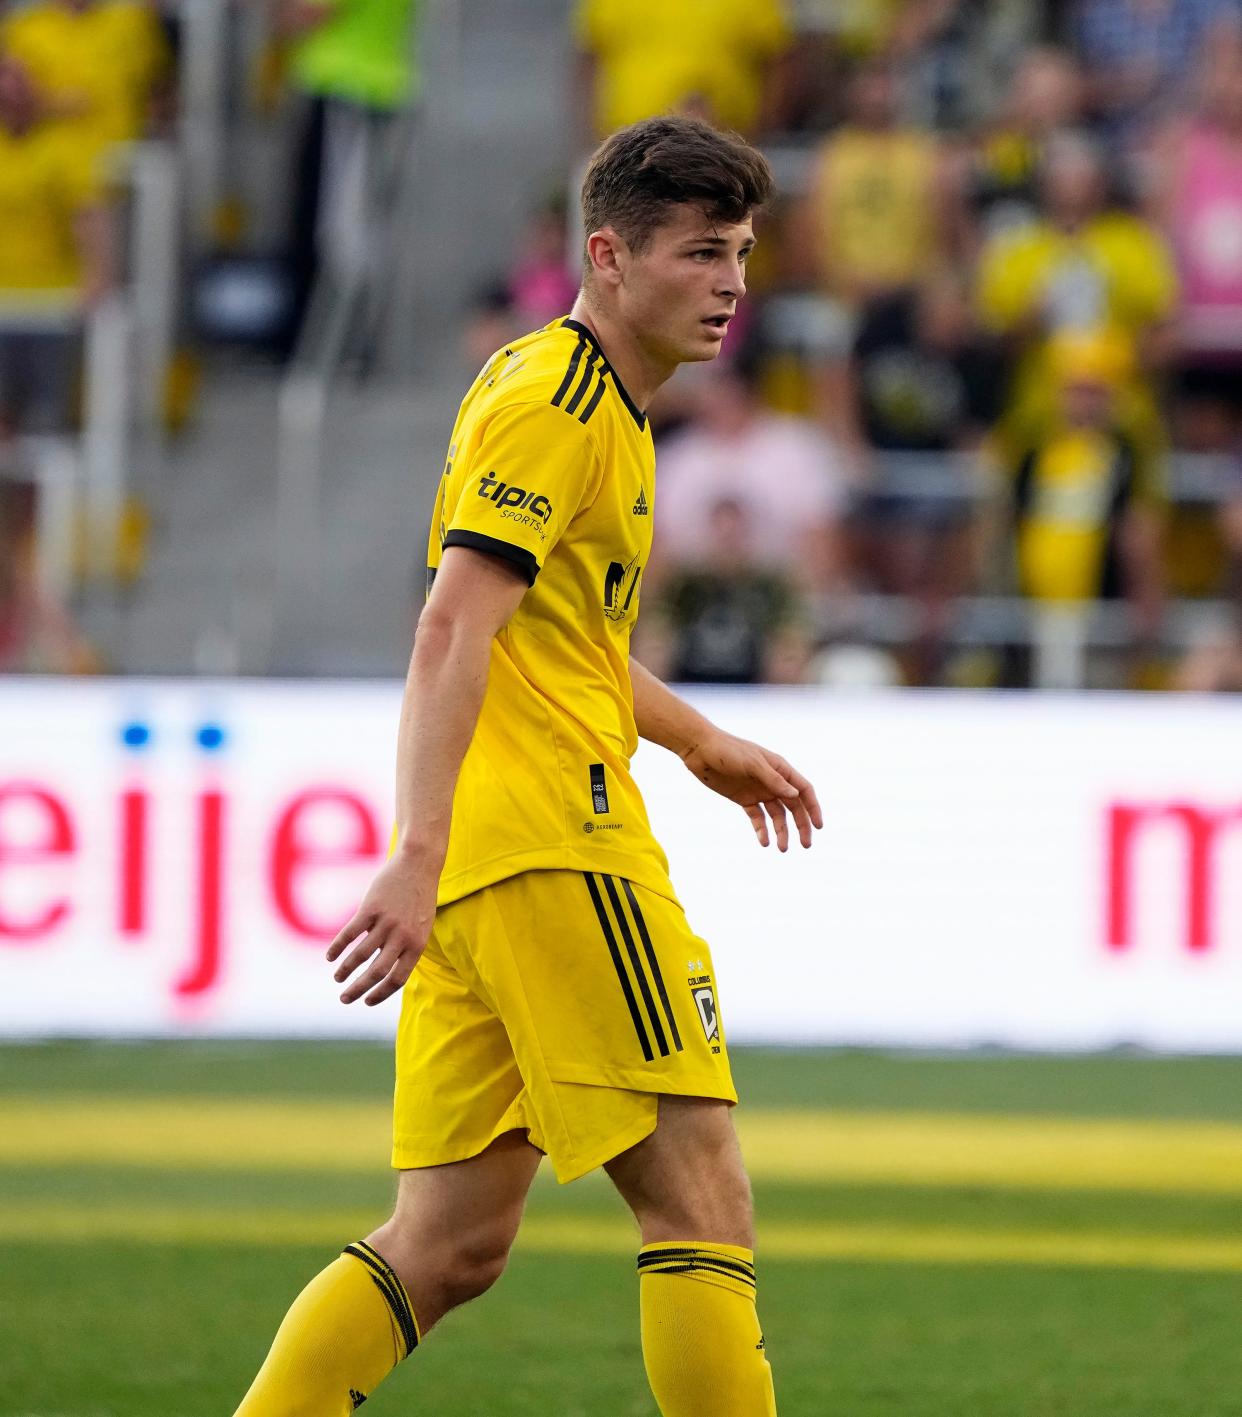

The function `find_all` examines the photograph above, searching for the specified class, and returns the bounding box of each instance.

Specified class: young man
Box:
[234,115,821,1417]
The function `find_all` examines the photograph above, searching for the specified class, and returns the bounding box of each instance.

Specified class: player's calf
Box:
[608,1097,778,1416]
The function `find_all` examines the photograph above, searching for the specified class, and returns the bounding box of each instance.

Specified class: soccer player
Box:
[234,115,821,1417]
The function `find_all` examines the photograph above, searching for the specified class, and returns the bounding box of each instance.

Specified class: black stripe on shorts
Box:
[584,872,653,1062]
[602,874,675,1059]
[621,877,683,1053]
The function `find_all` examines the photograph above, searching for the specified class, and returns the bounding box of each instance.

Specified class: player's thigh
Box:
[605,1094,754,1248]
[385,1129,543,1258]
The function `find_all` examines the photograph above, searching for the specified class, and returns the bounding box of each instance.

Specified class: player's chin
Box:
[679,334,726,364]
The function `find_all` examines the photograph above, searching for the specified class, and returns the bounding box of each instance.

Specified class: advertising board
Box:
[2,681,1240,1049]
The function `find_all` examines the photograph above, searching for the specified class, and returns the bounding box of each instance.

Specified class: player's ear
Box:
[586,227,626,288]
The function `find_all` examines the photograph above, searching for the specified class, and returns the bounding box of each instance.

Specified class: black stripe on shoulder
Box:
[550,335,587,408]
[442,530,538,586]
[577,370,608,425]
[564,350,601,415]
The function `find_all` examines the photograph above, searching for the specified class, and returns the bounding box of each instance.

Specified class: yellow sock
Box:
[638,1241,777,1416]
[234,1241,419,1415]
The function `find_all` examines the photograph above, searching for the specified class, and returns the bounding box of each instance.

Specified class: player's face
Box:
[619,205,755,367]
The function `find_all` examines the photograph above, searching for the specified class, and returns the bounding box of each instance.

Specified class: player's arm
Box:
[629,656,822,851]
[327,545,528,1006]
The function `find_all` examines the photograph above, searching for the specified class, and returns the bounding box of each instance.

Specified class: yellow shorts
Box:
[392,869,736,1183]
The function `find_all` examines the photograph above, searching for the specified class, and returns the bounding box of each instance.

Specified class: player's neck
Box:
[566,299,674,412]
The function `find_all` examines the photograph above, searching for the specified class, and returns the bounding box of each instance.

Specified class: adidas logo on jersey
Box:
[632,488,649,516]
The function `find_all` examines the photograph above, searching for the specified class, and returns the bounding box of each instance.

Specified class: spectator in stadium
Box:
[0,477,99,673]
[0,55,114,439]
[573,0,792,142]
[1006,327,1165,642]
[645,348,851,603]
[278,0,424,358]
[799,59,951,314]
[1073,0,1242,142]
[1145,41,1242,453]
[976,130,1178,481]
[842,268,1005,638]
[641,496,809,686]
[964,45,1087,246]
[1,0,171,162]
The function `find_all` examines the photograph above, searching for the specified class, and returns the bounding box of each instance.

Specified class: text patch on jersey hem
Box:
[590,762,610,815]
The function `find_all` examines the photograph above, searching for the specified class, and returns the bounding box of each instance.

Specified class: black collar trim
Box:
[561,319,647,430]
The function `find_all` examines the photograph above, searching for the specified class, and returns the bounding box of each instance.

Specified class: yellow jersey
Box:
[813,127,940,297]
[2,0,169,155]
[1013,426,1157,603]
[0,124,100,298]
[427,317,675,908]
[574,0,789,136]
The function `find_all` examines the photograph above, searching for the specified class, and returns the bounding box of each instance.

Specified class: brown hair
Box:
[581,116,774,259]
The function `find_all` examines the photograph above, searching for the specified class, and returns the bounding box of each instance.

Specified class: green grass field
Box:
[4,1044,1242,1416]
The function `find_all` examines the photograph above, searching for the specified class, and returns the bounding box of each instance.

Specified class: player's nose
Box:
[717,261,746,301]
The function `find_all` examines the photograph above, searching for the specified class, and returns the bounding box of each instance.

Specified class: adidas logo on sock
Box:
[350,1390,368,1408]
[633,488,649,515]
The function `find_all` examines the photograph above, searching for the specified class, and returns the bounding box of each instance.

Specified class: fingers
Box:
[789,793,815,849]
[785,766,824,831]
[772,755,824,838]
[362,952,419,1007]
[760,757,800,801]
[326,910,374,963]
[745,803,769,847]
[332,925,387,986]
[763,796,790,852]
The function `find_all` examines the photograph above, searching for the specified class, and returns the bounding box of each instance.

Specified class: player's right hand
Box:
[326,853,438,1007]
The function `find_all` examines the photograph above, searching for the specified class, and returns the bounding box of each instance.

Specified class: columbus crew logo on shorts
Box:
[691,984,719,1041]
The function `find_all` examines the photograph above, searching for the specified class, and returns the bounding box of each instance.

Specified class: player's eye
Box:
[690,248,716,261]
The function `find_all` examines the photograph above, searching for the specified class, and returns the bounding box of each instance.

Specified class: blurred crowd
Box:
[469,0,1242,690]
[8,0,1242,688]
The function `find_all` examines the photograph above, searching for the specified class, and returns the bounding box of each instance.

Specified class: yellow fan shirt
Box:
[575,0,789,135]
[426,318,675,908]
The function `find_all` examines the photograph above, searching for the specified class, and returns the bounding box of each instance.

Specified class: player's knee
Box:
[437,1229,513,1308]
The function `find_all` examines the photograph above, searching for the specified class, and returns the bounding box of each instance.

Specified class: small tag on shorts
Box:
[589,762,610,815]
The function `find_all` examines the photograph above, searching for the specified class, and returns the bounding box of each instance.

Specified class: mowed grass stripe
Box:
[8,1206,1242,1275]
[4,1100,1242,1194]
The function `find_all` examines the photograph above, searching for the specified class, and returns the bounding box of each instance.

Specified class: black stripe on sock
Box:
[621,878,683,1053]
[564,351,601,415]
[638,1248,756,1282]
[343,1243,419,1357]
[343,1244,418,1355]
[344,1243,418,1357]
[585,873,654,1062]
[551,336,586,408]
[602,874,669,1057]
[578,370,608,424]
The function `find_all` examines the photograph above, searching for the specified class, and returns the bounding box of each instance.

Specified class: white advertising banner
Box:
[1,680,1240,1050]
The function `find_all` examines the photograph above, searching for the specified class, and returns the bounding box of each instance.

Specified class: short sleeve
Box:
[444,401,600,586]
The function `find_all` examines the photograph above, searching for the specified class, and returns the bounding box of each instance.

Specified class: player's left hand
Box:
[680,729,823,851]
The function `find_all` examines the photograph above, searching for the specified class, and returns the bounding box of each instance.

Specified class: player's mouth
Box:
[701,314,732,338]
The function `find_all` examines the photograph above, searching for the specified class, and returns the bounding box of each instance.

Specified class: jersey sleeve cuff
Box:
[442,529,540,586]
